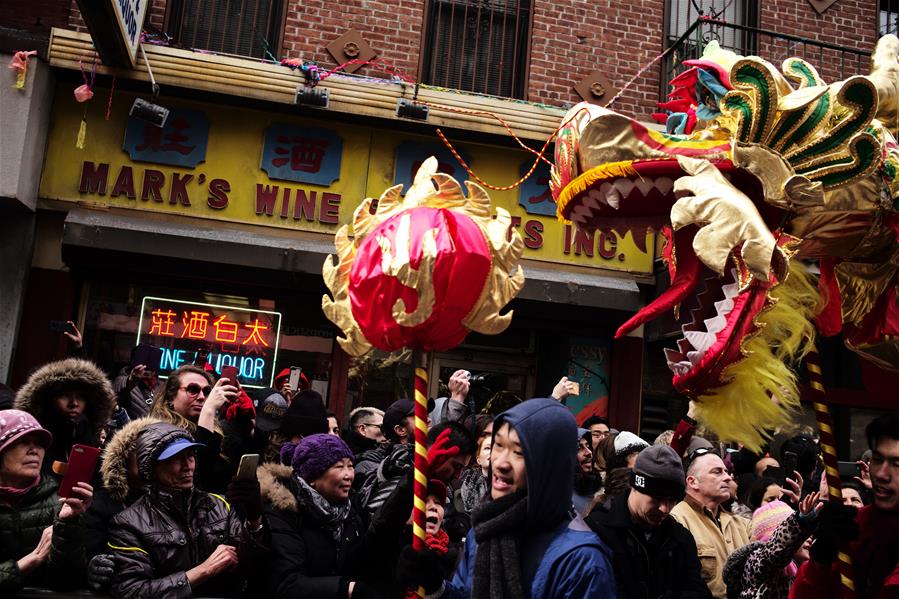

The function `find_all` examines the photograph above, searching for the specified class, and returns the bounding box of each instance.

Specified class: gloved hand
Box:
[810,501,859,565]
[225,389,257,423]
[87,554,115,591]
[427,428,460,479]
[226,477,264,522]
[396,544,446,594]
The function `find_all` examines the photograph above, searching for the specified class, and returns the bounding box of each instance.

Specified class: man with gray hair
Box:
[344,407,385,457]
[671,448,750,598]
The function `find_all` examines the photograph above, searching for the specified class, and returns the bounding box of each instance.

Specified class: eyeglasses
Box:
[686,447,718,465]
[361,423,383,430]
[179,383,212,397]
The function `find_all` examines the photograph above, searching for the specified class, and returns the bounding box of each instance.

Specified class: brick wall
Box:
[0,0,71,31]
[61,0,882,117]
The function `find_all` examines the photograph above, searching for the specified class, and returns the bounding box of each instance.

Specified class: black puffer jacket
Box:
[14,358,115,471]
[0,476,88,595]
[257,462,369,599]
[84,417,160,557]
[107,423,267,599]
[113,368,159,421]
[585,489,712,599]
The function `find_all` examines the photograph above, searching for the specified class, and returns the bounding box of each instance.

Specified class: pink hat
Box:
[750,500,794,542]
[0,409,52,455]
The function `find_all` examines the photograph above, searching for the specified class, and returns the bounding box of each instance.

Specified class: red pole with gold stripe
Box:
[411,350,429,598]
[806,348,856,598]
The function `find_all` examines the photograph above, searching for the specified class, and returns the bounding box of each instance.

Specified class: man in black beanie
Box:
[586,444,711,599]
[279,389,329,442]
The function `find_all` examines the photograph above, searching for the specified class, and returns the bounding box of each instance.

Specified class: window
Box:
[665,0,757,55]
[421,0,531,99]
[662,1,758,100]
[881,0,899,36]
[166,0,285,59]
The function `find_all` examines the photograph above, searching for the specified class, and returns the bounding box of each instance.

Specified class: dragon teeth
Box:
[655,177,673,195]
[714,298,734,315]
[703,315,727,334]
[685,330,716,353]
[634,178,655,196]
[687,351,703,366]
[613,178,635,197]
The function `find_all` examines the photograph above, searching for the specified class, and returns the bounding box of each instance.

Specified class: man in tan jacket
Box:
[671,448,750,598]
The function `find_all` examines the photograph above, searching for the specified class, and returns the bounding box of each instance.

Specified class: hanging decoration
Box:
[75,59,97,150]
[8,50,36,90]
[322,157,524,596]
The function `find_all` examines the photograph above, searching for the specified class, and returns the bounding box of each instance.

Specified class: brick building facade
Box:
[61,0,884,122]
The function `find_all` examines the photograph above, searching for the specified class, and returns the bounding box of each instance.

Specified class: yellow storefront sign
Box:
[40,86,654,274]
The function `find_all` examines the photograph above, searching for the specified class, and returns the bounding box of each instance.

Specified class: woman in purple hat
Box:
[0,409,94,595]
[258,433,378,598]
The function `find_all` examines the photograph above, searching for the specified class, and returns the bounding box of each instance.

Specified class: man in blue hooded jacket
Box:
[399,397,616,598]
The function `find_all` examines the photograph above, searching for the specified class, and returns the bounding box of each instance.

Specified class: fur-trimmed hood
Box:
[101,417,162,503]
[259,461,299,513]
[14,358,115,434]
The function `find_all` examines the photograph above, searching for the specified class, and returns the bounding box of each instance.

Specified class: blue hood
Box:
[494,398,576,533]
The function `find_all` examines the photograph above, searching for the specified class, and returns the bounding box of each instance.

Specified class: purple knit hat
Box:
[281,433,353,483]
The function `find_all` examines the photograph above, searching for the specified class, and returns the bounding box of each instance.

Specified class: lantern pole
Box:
[411,348,429,598]
[806,348,857,598]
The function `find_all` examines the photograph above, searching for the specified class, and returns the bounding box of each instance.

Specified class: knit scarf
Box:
[459,468,489,514]
[293,474,351,541]
[471,490,528,599]
[0,474,41,504]
[404,529,450,599]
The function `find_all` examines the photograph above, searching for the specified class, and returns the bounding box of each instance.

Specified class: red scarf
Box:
[404,529,449,599]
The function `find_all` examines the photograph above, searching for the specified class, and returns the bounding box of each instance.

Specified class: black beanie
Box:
[630,444,686,499]
[280,390,328,438]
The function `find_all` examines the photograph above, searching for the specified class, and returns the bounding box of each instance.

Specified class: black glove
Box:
[226,477,264,522]
[87,554,116,591]
[396,544,446,594]
[810,501,859,565]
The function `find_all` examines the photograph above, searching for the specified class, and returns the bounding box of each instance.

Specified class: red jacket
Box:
[790,504,899,599]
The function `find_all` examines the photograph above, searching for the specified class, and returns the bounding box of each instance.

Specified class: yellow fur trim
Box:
[556,161,638,222]
[693,262,821,452]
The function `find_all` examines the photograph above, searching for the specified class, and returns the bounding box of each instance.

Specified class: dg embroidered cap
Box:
[630,444,686,500]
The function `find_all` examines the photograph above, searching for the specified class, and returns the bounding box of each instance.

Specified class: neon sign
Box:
[137,296,281,388]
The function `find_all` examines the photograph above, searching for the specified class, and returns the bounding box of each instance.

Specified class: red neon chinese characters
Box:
[213,314,239,343]
[242,319,271,347]
[181,311,210,340]
[148,309,177,337]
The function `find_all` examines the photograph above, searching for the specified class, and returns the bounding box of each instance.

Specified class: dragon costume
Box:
[551,36,899,450]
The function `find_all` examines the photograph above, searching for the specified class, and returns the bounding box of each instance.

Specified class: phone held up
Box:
[48,320,76,335]
[221,365,241,390]
[288,367,302,391]
[236,454,260,481]
[58,444,101,498]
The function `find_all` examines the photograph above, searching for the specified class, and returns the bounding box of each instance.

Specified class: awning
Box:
[62,209,643,311]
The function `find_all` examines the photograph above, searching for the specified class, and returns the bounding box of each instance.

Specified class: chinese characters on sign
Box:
[260,124,343,185]
[137,297,281,388]
[517,159,555,216]
[123,108,210,168]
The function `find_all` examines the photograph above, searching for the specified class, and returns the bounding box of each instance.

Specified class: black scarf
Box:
[471,490,528,599]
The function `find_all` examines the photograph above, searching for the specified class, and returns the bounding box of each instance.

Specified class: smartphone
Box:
[58,444,100,498]
[782,450,799,479]
[49,320,76,335]
[131,344,163,371]
[837,460,859,479]
[235,454,260,480]
[288,367,302,391]
[221,365,241,389]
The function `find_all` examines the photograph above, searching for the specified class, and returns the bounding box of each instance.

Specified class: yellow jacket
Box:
[670,495,751,599]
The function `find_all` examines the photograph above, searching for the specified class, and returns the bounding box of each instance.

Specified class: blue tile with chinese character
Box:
[393,142,470,195]
[123,108,209,168]
[517,159,555,216]
[260,124,343,185]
